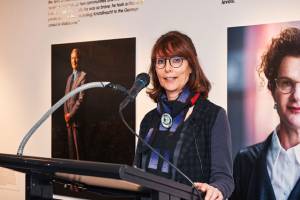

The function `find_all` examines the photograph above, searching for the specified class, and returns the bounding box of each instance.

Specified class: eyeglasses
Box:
[275,77,300,94]
[154,56,185,69]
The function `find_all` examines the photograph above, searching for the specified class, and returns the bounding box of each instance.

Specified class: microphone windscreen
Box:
[136,73,150,87]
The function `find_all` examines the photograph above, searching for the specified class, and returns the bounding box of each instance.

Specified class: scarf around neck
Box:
[142,87,201,175]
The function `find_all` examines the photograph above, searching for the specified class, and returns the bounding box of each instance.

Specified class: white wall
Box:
[0,0,300,199]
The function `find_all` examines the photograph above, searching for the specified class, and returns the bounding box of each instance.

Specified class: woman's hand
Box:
[194,182,223,200]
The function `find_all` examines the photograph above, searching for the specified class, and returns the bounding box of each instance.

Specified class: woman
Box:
[134,31,234,200]
[230,27,300,200]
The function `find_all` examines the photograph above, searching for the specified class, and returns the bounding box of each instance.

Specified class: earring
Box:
[273,103,278,110]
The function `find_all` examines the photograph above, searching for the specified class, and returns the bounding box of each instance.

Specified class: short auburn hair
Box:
[147,31,211,102]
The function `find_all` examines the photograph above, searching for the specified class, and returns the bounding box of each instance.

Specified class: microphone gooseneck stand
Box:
[16,81,126,156]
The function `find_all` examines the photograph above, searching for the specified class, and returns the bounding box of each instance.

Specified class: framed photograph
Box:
[51,38,136,199]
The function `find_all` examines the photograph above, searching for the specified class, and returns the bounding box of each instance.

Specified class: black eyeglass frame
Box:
[154,56,186,69]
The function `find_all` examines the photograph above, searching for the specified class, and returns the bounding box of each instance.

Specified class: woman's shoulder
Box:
[140,108,159,127]
[235,139,267,165]
[142,107,158,119]
[193,98,223,116]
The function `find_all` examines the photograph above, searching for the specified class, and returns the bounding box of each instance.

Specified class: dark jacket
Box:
[230,133,300,200]
[134,98,234,198]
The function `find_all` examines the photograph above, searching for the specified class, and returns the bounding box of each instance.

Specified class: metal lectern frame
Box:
[0,153,202,200]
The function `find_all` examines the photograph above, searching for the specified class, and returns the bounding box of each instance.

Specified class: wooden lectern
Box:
[0,153,202,200]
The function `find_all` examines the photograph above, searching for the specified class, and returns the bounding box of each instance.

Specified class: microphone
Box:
[119,73,150,110]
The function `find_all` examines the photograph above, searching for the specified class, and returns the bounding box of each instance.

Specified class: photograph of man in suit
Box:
[64,48,87,160]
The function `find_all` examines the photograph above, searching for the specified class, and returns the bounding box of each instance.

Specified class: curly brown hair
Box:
[147,31,211,102]
[259,27,300,95]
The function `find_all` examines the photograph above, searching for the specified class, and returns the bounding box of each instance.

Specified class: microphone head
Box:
[119,73,150,110]
[136,73,150,88]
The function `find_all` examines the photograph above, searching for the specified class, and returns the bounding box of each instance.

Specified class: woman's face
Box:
[274,56,300,131]
[155,55,192,100]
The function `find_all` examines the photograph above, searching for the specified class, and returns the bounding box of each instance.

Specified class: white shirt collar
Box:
[269,128,300,166]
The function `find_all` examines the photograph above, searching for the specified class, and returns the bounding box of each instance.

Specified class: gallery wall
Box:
[1,0,300,199]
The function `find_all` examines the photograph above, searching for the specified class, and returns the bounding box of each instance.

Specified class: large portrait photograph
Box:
[51,38,136,199]
[227,21,300,155]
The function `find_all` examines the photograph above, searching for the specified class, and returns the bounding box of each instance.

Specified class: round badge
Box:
[161,113,172,128]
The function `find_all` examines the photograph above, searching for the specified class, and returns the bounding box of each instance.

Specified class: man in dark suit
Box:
[64,48,87,160]
[230,28,300,200]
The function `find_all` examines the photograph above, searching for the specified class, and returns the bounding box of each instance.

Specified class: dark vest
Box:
[134,98,220,185]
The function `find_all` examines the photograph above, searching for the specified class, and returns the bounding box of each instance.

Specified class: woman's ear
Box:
[271,90,277,110]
